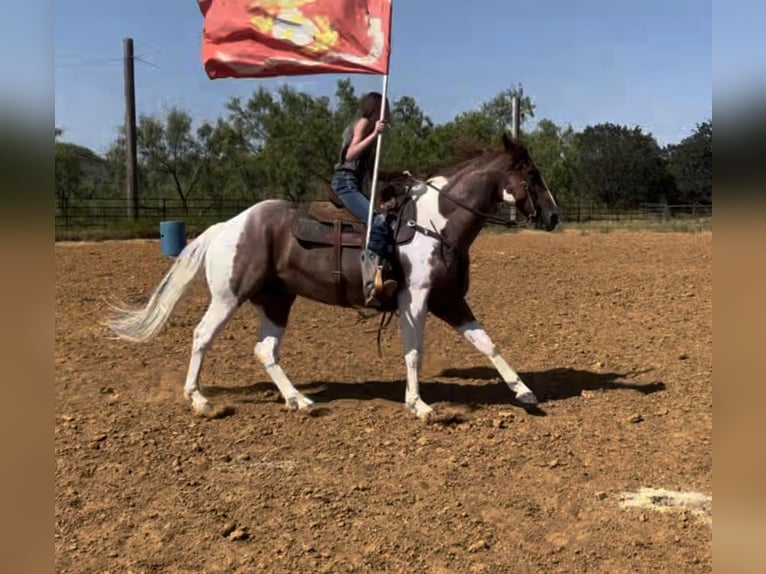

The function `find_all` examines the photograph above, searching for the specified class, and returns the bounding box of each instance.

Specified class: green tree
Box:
[331,78,361,135]
[420,84,536,170]
[382,95,435,171]
[574,123,674,208]
[525,118,579,207]
[665,121,712,204]
[195,118,267,203]
[136,107,205,212]
[225,84,336,202]
[55,138,108,201]
[479,83,536,134]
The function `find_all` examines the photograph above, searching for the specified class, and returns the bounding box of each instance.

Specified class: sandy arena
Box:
[55,229,712,573]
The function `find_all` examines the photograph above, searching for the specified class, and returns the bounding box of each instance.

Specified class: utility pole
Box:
[123,37,138,219]
[511,95,520,140]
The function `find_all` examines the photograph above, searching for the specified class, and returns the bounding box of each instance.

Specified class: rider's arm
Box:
[344,118,379,162]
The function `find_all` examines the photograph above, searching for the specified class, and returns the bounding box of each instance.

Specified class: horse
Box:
[105,133,559,420]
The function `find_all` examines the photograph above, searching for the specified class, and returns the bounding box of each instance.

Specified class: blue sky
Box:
[52,0,718,154]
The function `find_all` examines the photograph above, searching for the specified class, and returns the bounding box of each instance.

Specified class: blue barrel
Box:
[159,220,186,257]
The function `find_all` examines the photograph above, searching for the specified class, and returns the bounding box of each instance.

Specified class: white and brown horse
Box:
[106,134,559,420]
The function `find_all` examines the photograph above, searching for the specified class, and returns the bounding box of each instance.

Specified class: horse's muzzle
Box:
[534,211,558,231]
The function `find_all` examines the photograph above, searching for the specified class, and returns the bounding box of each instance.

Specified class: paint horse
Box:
[106,134,559,420]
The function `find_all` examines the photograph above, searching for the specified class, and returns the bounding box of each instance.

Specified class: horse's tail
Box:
[105,224,219,342]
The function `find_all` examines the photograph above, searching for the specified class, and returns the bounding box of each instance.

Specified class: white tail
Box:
[105,226,218,342]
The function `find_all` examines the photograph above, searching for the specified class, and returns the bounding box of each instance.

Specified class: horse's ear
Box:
[502,132,526,163]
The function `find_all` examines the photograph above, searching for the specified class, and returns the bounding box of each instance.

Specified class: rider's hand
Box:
[373,120,387,135]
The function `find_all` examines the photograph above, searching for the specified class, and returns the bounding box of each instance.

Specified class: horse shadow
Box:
[204,366,665,416]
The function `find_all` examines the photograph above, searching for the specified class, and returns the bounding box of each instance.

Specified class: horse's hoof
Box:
[516,391,539,406]
[417,410,435,423]
[286,395,315,412]
[193,401,233,419]
[406,400,434,421]
[192,401,214,417]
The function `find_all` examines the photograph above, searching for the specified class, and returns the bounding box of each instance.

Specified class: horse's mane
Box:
[375,136,529,194]
[426,138,518,180]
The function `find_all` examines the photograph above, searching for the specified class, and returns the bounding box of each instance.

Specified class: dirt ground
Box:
[55,229,712,573]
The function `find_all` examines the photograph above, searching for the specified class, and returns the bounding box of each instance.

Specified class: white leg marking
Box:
[184,298,239,415]
[254,310,313,411]
[183,222,245,416]
[457,321,538,405]
[399,287,432,419]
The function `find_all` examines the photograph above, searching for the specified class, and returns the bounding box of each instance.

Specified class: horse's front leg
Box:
[399,286,432,419]
[430,297,539,406]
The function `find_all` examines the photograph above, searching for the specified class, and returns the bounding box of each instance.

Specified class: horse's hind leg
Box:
[184,295,240,416]
[184,231,242,416]
[252,294,314,412]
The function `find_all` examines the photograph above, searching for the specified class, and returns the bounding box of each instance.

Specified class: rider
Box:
[330,91,398,307]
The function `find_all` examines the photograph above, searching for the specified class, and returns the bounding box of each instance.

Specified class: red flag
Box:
[198,0,392,79]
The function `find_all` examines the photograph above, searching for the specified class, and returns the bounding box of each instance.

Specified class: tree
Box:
[381,95,435,171]
[479,83,535,134]
[195,118,267,203]
[524,118,579,207]
[225,84,337,202]
[420,84,536,170]
[136,107,205,212]
[665,121,712,204]
[332,78,361,134]
[55,142,82,202]
[574,123,675,208]
[55,139,108,201]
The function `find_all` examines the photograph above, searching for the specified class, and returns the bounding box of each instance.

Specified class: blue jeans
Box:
[331,170,392,259]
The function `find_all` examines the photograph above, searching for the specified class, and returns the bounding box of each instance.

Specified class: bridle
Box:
[400,170,540,231]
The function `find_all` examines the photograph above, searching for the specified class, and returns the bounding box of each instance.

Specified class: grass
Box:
[558,216,712,234]
[483,216,712,235]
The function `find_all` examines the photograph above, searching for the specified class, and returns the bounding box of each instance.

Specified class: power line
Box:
[134,56,160,70]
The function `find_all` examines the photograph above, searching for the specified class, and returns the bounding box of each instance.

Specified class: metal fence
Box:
[55,196,255,230]
[55,196,712,231]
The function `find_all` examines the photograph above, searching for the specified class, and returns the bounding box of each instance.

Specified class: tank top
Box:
[334,120,373,192]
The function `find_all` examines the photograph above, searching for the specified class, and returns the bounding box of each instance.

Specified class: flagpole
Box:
[363,72,389,252]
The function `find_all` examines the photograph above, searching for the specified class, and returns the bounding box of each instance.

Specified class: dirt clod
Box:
[469,540,489,552]
[228,528,249,541]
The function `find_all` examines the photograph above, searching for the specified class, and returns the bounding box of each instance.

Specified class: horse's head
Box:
[499,133,559,231]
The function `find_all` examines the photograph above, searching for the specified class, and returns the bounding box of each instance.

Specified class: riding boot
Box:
[360,249,397,307]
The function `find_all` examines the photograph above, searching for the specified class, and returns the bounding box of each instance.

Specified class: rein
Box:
[400,171,525,228]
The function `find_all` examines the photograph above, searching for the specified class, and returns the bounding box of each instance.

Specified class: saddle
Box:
[291,183,417,306]
[291,183,416,248]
